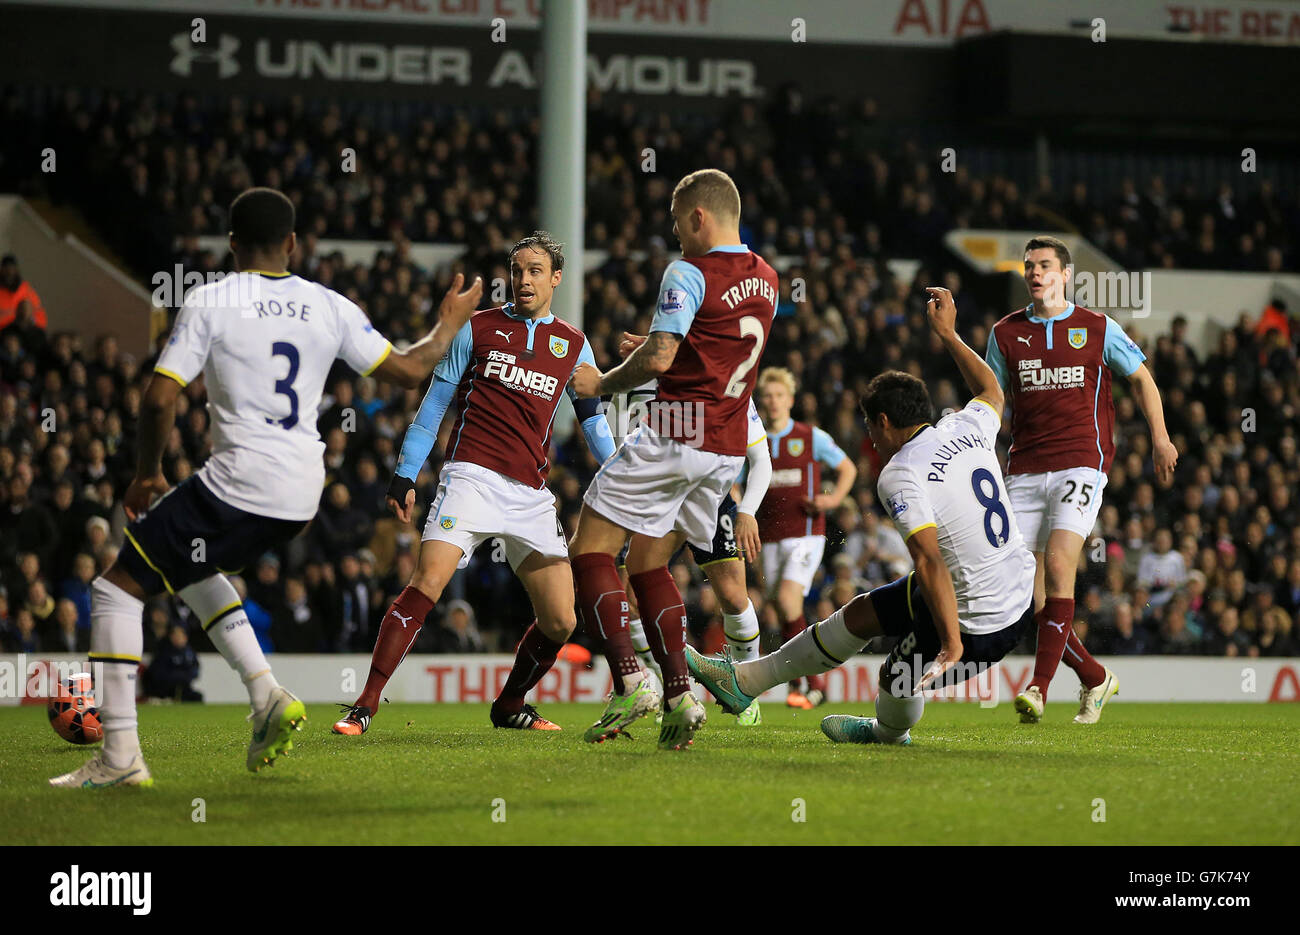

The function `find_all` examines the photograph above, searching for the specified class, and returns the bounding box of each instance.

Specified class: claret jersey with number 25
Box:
[875,398,1036,634]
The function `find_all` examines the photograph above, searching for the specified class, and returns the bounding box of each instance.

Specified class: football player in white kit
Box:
[688,286,1037,744]
[50,188,482,787]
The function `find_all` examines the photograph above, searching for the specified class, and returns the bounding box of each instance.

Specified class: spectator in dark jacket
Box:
[431,600,487,653]
[312,483,373,562]
[49,599,88,653]
[143,625,202,701]
[58,552,96,632]
[1107,604,1150,655]
[1203,607,1252,656]
[271,576,325,652]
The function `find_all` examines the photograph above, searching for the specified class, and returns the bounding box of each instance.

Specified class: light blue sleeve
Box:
[648,260,707,336]
[1103,317,1147,376]
[432,320,474,384]
[985,325,1010,392]
[580,414,615,463]
[811,426,848,468]
[562,338,599,408]
[566,338,598,384]
[396,378,457,480]
[566,339,615,462]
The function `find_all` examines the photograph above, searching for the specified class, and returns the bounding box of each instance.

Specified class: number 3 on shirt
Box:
[724,315,765,399]
[271,341,300,430]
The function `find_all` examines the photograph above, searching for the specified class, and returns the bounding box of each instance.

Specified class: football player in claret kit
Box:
[568,168,776,750]
[51,187,482,788]
[606,360,772,726]
[332,232,614,736]
[986,236,1177,724]
[754,366,857,709]
[688,287,1037,745]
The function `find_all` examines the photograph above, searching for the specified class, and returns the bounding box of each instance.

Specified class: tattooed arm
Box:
[570,331,682,397]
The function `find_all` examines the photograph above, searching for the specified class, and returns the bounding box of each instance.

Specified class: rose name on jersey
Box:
[1016,357,1086,391]
[925,432,993,482]
[484,349,559,400]
[250,299,311,321]
[719,276,777,310]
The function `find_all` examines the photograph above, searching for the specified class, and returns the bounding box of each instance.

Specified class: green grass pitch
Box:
[4,702,1298,845]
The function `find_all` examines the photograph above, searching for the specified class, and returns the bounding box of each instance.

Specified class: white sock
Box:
[735,607,864,696]
[722,601,761,662]
[627,617,663,694]
[179,576,279,711]
[89,577,144,769]
[873,686,925,743]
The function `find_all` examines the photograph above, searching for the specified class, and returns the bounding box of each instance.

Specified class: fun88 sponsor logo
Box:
[484,360,559,398]
[1016,359,1086,391]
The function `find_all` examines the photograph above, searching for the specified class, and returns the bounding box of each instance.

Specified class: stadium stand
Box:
[1,88,1297,659]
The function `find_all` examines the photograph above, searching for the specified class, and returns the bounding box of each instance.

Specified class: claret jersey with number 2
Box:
[649,244,776,456]
[875,398,1036,633]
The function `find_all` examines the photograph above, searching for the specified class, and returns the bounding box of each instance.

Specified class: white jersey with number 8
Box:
[875,398,1036,634]
[154,271,392,521]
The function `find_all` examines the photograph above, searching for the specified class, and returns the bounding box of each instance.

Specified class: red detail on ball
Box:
[48,673,103,745]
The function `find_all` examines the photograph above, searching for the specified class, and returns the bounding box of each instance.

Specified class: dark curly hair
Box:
[860,371,933,428]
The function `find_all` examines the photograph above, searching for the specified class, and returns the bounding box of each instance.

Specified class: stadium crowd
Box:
[1,88,1298,662]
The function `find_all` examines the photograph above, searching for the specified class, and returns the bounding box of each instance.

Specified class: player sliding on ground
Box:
[606,351,772,726]
[332,232,614,736]
[688,287,1036,745]
[51,187,482,788]
[568,168,775,750]
[987,236,1176,724]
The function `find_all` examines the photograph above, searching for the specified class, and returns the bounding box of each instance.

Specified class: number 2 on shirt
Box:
[724,316,765,399]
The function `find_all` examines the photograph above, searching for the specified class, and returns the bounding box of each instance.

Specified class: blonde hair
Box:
[758,366,797,396]
[672,169,741,223]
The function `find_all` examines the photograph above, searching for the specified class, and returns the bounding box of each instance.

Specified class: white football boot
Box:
[50,752,154,789]
[1014,685,1045,724]
[1073,668,1119,724]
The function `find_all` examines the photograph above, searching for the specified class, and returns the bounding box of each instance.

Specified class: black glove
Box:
[387,473,416,509]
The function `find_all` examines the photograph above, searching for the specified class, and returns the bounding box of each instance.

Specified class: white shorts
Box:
[1005,467,1108,552]
[421,461,566,571]
[761,535,826,597]
[583,424,744,551]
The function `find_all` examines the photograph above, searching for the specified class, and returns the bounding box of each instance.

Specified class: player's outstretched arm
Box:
[125,373,183,519]
[373,273,483,389]
[571,331,681,397]
[925,286,1003,411]
[906,525,964,693]
[1127,362,1178,483]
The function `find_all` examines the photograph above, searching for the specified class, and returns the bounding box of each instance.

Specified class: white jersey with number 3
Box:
[876,398,1035,634]
[154,271,392,521]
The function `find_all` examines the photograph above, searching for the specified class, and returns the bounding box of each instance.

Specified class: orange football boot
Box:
[331,704,373,735]
[785,691,814,710]
[491,704,561,730]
